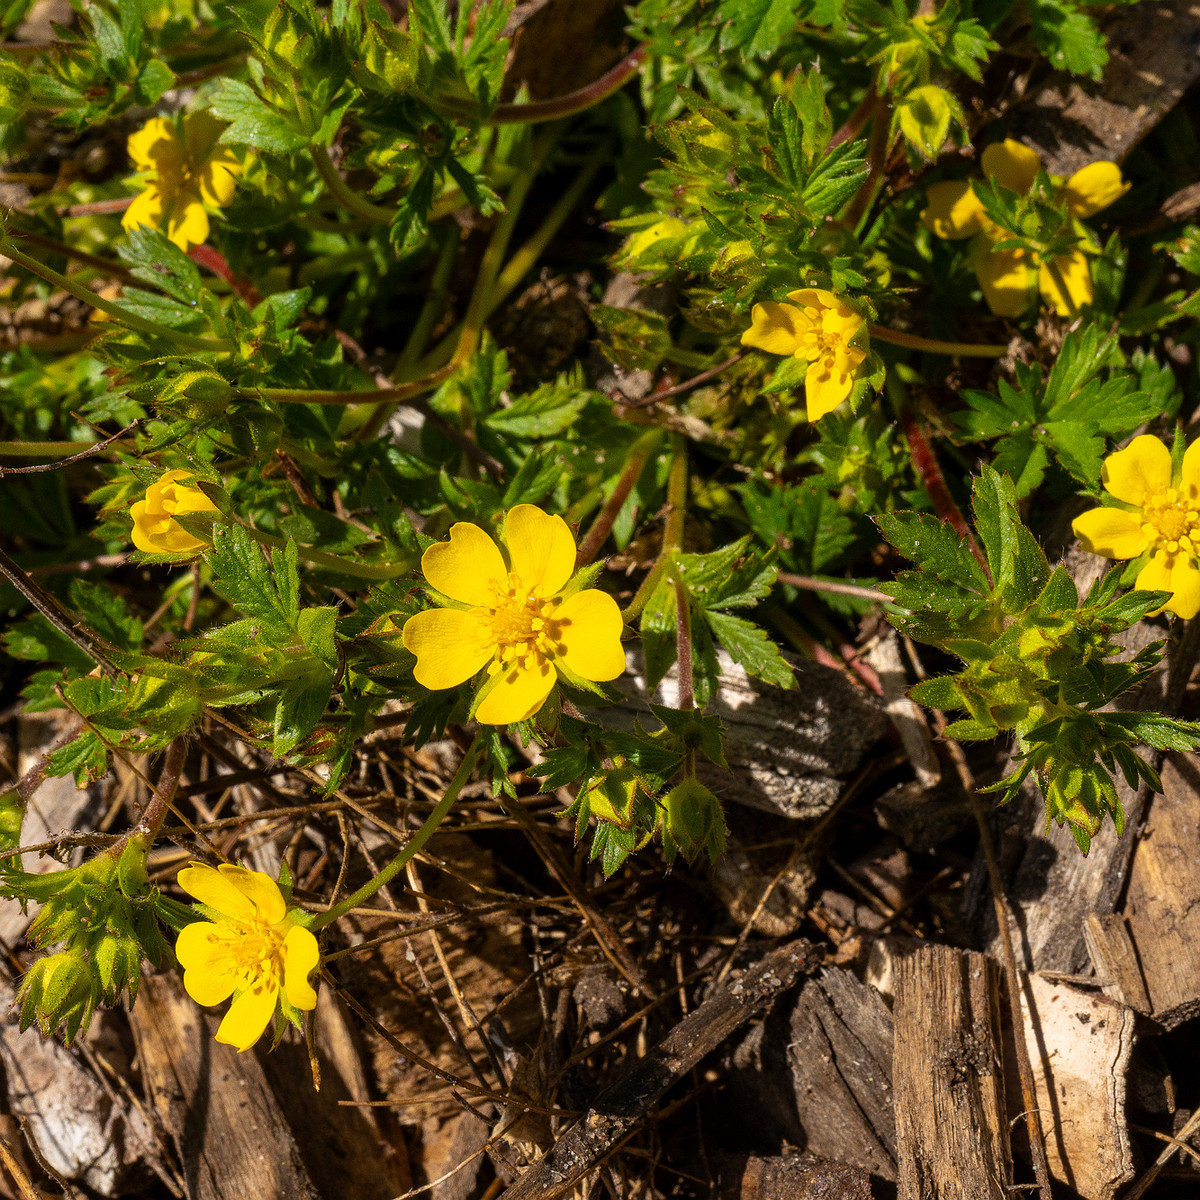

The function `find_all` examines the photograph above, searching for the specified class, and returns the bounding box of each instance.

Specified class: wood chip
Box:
[893,945,1011,1200]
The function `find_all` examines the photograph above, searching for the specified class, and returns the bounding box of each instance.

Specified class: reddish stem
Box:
[897,406,990,578]
[190,244,263,307]
[488,44,649,125]
[828,85,877,150]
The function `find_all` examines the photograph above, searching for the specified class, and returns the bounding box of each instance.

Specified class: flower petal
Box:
[741,301,807,357]
[1038,252,1093,316]
[282,925,319,1011]
[1136,550,1200,620]
[973,242,1035,317]
[182,110,226,163]
[1063,162,1129,218]
[216,864,287,924]
[787,288,865,335]
[421,522,507,606]
[475,659,555,724]
[163,481,218,516]
[1102,435,1171,507]
[165,199,210,250]
[554,590,626,681]
[121,186,165,234]
[127,117,179,172]
[1182,438,1200,499]
[177,862,256,920]
[805,362,857,420]
[921,180,987,239]
[176,923,241,1006]
[402,608,494,689]
[1071,507,1151,560]
[981,139,1041,194]
[216,979,279,1052]
[504,505,576,596]
[199,155,241,207]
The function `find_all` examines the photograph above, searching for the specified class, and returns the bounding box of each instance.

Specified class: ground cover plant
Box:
[4,0,1200,1195]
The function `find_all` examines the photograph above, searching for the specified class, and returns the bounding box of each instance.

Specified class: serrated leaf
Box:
[703,609,795,689]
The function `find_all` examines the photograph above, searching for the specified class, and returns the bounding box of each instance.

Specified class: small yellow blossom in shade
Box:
[401,505,626,724]
[130,469,219,555]
[1072,435,1200,620]
[175,863,319,1053]
[921,138,1129,317]
[122,112,241,250]
[740,288,867,419]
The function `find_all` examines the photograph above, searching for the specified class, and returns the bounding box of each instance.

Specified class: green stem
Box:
[310,144,398,224]
[868,325,1009,358]
[575,428,663,568]
[310,732,485,929]
[452,126,560,367]
[235,519,412,581]
[620,437,687,622]
[238,363,455,406]
[0,240,234,352]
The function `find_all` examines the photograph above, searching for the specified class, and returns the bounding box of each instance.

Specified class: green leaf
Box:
[703,609,796,688]
[208,78,308,153]
[717,0,805,58]
[1028,0,1107,77]
[483,385,590,438]
[205,525,301,637]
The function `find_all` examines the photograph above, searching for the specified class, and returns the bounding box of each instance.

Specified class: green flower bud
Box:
[158,370,233,420]
[662,777,727,865]
[17,951,96,1043]
[262,1,316,68]
[353,22,418,94]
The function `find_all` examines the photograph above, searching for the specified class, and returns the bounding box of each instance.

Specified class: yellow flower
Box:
[130,469,219,555]
[175,862,319,1053]
[921,138,1129,317]
[401,504,626,724]
[740,288,868,419]
[122,112,242,250]
[1072,435,1200,620]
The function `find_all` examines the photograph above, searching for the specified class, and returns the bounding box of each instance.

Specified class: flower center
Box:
[1145,489,1200,552]
[800,310,861,364]
[485,577,566,672]
[227,919,285,986]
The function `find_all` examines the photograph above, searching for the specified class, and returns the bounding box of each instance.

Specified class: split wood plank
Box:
[893,946,1010,1200]
[1122,752,1200,1028]
[1008,0,1200,175]
[1084,913,1151,1015]
[498,938,822,1200]
[129,969,322,1200]
[788,967,896,1181]
[1010,975,1135,1200]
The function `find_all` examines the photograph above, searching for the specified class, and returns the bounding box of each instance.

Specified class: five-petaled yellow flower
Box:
[130,469,219,555]
[921,139,1128,318]
[740,288,868,419]
[175,862,319,1053]
[402,505,626,724]
[1073,435,1200,620]
[123,112,241,250]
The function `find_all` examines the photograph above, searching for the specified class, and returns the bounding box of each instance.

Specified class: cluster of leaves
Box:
[880,468,1200,851]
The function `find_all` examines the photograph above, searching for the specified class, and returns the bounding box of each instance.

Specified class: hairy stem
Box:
[869,325,1009,358]
[575,429,663,568]
[310,143,398,224]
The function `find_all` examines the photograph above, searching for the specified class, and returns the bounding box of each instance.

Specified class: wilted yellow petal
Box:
[555,590,626,681]
[980,139,1041,194]
[1136,550,1200,619]
[741,301,806,357]
[402,608,493,689]
[1063,162,1129,218]
[504,504,576,597]
[421,522,507,606]
[1071,507,1151,560]
[1102,435,1171,507]
[475,658,555,724]
[1038,251,1093,316]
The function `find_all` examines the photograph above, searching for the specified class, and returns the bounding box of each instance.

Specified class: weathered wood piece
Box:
[892,946,1011,1200]
[613,648,887,821]
[129,969,322,1200]
[1008,0,1200,176]
[1011,975,1135,1200]
[717,1152,873,1199]
[789,967,896,1181]
[1084,913,1152,1015]
[0,987,157,1197]
[499,939,822,1200]
[1122,752,1200,1028]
